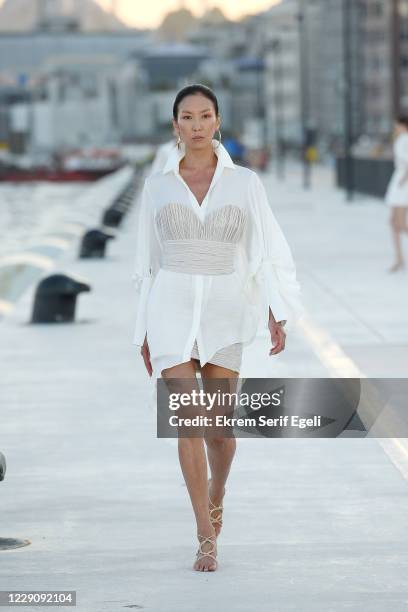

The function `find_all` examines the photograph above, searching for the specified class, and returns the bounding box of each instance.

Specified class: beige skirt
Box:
[152,339,243,377]
[151,341,243,377]
[190,339,242,374]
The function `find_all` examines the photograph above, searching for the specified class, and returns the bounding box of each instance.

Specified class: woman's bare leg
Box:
[401,207,408,233]
[389,207,406,271]
[161,359,216,571]
[201,363,240,536]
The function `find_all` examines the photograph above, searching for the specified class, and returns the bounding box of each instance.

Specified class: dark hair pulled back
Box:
[396,115,408,129]
[173,83,219,120]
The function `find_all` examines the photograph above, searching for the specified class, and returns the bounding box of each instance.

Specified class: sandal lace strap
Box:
[196,534,217,562]
[209,499,224,525]
[208,479,225,527]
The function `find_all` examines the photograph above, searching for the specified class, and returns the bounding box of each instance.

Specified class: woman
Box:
[132,84,304,572]
[385,116,408,272]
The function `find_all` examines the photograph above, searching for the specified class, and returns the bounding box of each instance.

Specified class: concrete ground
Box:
[1,162,408,611]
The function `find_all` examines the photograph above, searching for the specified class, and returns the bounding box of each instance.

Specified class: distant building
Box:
[314,0,408,149]
[252,0,304,150]
[399,0,408,112]
[5,55,122,152]
[138,43,208,91]
[115,42,224,141]
[0,30,152,151]
[0,0,129,33]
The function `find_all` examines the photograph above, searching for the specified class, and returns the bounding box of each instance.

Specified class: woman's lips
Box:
[192,136,204,140]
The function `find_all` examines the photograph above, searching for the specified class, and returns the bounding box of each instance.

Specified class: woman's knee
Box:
[205,436,236,449]
[161,360,197,381]
[390,217,402,231]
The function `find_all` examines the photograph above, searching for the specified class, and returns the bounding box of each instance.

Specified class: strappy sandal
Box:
[208,478,225,535]
[194,533,218,571]
[388,262,405,273]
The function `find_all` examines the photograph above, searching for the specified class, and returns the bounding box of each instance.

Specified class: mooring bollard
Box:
[79,228,116,259]
[101,175,139,228]
[0,453,31,550]
[112,199,130,213]
[0,452,6,481]
[31,273,90,323]
[102,206,125,228]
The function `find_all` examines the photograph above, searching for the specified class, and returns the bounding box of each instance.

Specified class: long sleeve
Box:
[132,180,161,346]
[246,171,305,332]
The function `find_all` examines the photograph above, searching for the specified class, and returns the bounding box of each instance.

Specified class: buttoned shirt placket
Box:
[173,157,225,366]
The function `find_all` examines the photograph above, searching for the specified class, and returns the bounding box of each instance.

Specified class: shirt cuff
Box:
[261,258,306,332]
[132,276,153,345]
[258,263,290,324]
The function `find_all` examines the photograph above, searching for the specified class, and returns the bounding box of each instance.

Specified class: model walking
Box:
[385,116,408,272]
[132,84,304,572]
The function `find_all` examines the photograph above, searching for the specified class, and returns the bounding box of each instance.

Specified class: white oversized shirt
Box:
[385,132,408,206]
[132,139,305,377]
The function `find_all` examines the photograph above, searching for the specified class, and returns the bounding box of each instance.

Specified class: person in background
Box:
[223,133,246,166]
[385,116,408,272]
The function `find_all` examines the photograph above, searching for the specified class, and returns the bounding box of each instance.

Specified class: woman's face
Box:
[173,94,220,150]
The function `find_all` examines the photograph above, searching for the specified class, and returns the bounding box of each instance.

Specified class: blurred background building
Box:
[0,0,408,166]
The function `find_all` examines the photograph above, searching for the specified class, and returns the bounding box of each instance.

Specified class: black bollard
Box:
[113,203,131,216]
[116,196,133,208]
[102,206,124,228]
[79,228,116,259]
[0,538,31,550]
[112,199,129,211]
[0,452,6,481]
[101,176,139,227]
[31,273,90,323]
[0,452,31,550]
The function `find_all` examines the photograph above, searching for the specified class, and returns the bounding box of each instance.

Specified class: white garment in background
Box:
[131,139,305,379]
[385,132,408,207]
[148,140,177,177]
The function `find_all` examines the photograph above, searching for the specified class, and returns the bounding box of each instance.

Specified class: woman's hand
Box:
[268,319,286,356]
[140,334,153,377]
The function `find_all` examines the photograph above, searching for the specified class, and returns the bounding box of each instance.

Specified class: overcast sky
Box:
[96,0,280,29]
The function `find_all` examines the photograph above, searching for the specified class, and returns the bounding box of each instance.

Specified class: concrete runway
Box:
[1,163,407,611]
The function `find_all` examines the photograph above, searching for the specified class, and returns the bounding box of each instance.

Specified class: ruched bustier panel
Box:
[154,203,248,275]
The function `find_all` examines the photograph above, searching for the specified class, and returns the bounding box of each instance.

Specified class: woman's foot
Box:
[388,261,405,273]
[208,478,225,537]
[193,529,218,572]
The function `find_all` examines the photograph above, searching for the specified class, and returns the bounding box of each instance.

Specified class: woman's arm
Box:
[247,171,305,334]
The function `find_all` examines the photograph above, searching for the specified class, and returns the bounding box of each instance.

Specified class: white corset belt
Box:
[161,239,237,275]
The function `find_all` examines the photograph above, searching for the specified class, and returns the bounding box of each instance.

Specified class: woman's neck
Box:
[180,145,218,172]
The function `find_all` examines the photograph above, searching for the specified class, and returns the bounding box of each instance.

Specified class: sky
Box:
[96,0,281,29]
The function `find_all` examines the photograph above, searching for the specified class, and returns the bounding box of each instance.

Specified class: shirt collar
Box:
[162,138,236,175]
